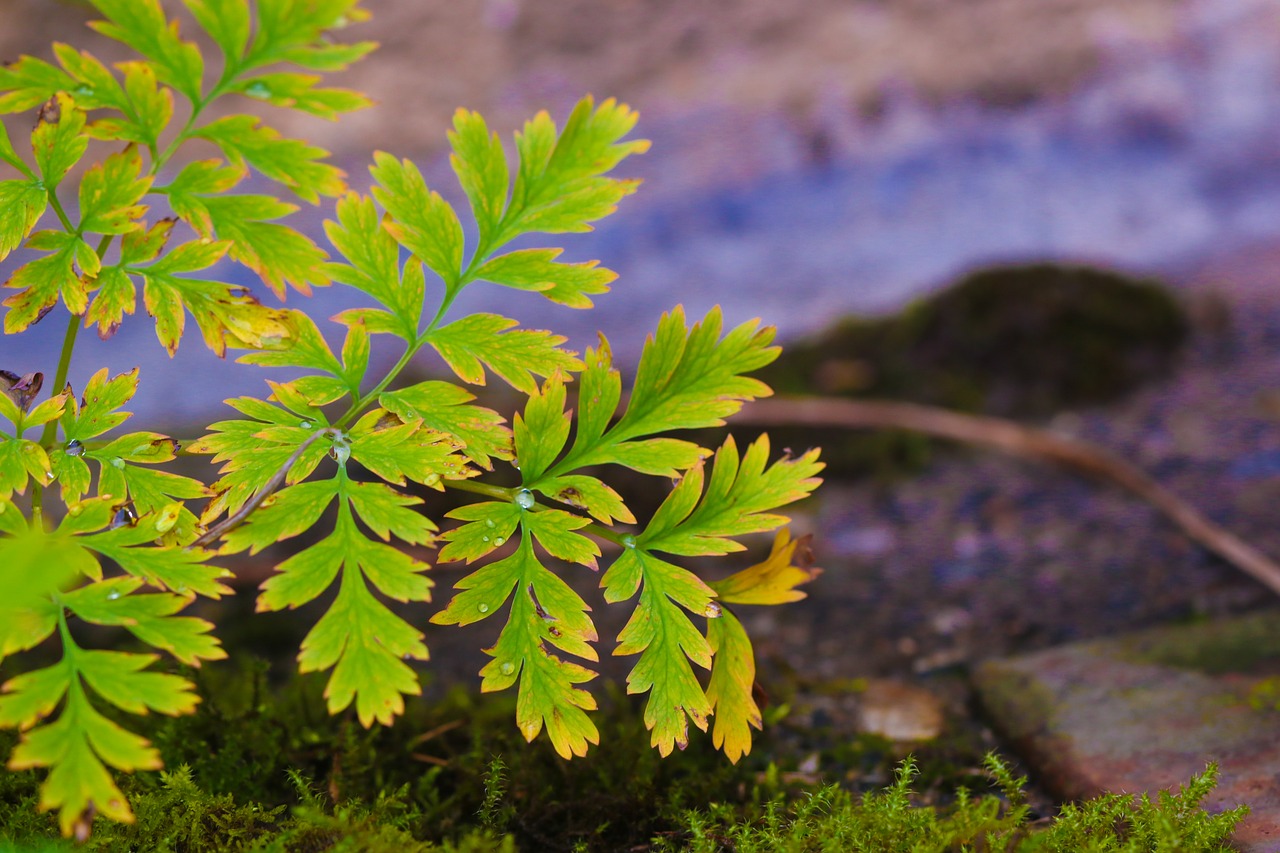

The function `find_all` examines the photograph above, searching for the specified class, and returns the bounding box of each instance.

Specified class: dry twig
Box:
[738,397,1280,596]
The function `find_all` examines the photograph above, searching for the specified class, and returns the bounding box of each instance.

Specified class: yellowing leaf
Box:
[704,608,759,764]
[427,313,581,395]
[711,529,820,606]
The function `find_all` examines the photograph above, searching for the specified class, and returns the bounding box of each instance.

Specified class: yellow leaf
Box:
[710,529,820,606]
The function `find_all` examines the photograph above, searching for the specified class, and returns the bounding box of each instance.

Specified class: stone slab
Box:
[973,610,1280,852]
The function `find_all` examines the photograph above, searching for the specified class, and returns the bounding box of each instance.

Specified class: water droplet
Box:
[477,603,490,614]
[493,537,505,547]
[65,439,84,457]
[72,84,94,98]
[110,505,137,529]
[703,601,723,619]
[485,519,495,528]
[402,653,412,661]
[499,661,515,675]
[299,420,312,429]
[514,489,535,510]
[110,457,125,469]
[481,535,490,543]
[621,534,637,549]
[244,81,271,99]
[106,590,120,601]
[67,503,83,517]
[329,433,351,466]
[44,470,55,480]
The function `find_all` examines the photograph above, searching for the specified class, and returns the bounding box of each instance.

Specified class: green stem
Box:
[442,478,517,502]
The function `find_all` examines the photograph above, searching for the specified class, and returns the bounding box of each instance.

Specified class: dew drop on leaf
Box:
[110,505,137,529]
[515,489,535,510]
[493,537,505,546]
[72,84,94,99]
[703,601,723,619]
[64,439,84,457]
[106,590,120,601]
[500,661,515,675]
[478,603,490,614]
[110,457,125,469]
[485,519,495,528]
[244,81,271,99]
[44,470,54,480]
[299,420,312,429]
[621,534,637,549]
[481,535,490,543]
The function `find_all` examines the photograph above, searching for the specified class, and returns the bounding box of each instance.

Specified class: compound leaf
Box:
[370,152,464,290]
[475,248,615,309]
[88,0,205,105]
[379,380,512,470]
[427,313,581,395]
[195,115,345,204]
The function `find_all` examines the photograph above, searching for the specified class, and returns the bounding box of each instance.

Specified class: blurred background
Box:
[5,0,1280,680]
[5,0,1280,424]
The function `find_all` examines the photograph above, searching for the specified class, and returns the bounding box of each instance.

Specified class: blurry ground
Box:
[5,0,1183,159]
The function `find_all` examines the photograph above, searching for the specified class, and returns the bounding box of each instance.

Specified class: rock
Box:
[856,679,945,742]
[974,610,1280,852]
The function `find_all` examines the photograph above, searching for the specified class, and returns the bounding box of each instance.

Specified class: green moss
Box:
[1112,610,1280,675]
[0,659,1249,851]
[759,263,1190,477]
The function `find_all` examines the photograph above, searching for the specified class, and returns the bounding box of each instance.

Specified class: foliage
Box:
[0,0,823,838]
[0,671,1245,853]
[669,757,1244,853]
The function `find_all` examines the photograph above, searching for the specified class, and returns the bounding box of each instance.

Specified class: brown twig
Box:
[737,397,1280,597]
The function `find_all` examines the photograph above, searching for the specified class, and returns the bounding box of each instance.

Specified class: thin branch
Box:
[736,397,1280,597]
[189,428,340,550]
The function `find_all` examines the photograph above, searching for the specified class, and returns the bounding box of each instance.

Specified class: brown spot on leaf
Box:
[38,95,61,125]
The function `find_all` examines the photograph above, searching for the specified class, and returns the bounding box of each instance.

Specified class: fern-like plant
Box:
[0,0,822,837]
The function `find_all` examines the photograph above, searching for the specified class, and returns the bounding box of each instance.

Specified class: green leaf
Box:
[183,0,251,62]
[77,146,152,236]
[195,115,346,204]
[190,392,331,523]
[436,500,522,566]
[640,435,823,558]
[601,545,715,756]
[0,437,53,497]
[232,72,372,120]
[60,367,137,442]
[201,194,330,299]
[535,474,634,525]
[245,0,372,70]
[83,267,135,340]
[237,308,344,376]
[102,61,174,147]
[504,96,649,238]
[433,535,599,758]
[346,409,468,487]
[2,230,98,333]
[323,191,421,341]
[3,676,143,833]
[704,608,759,764]
[48,44,129,115]
[258,497,431,727]
[89,0,205,104]
[512,375,570,482]
[346,480,437,546]
[379,380,512,470]
[0,180,46,263]
[448,108,508,247]
[532,308,778,483]
[475,248,615,309]
[427,313,581,395]
[159,159,241,236]
[82,521,233,598]
[217,478,339,556]
[32,93,88,189]
[0,55,76,114]
[370,152,464,290]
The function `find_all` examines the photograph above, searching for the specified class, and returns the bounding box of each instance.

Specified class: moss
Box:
[1112,610,1280,676]
[759,263,1190,477]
